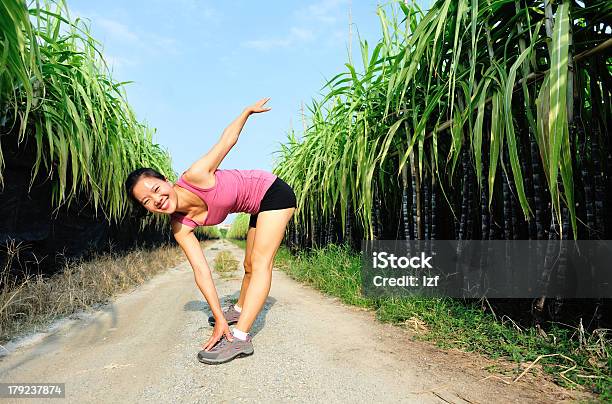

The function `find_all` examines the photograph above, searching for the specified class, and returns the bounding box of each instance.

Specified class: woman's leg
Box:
[236,226,256,308]
[235,207,295,333]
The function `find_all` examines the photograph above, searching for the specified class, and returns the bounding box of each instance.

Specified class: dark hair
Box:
[124,168,166,209]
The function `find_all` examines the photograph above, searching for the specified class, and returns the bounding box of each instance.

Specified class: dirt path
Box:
[0,239,590,403]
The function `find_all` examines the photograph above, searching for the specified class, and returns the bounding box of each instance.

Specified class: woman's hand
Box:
[246,97,271,114]
[202,317,233,351]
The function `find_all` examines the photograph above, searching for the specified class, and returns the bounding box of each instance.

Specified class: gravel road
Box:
[0,239,589,403]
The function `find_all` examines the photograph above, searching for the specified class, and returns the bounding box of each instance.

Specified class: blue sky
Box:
[69,0,429,223]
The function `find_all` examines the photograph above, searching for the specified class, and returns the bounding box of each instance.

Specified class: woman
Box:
[124,98,296,365]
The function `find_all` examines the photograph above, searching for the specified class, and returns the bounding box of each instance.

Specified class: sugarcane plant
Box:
[274,0,611,248]
[0,0,175,230]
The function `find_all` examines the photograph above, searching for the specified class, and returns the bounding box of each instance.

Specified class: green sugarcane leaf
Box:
[473,78,490,189]
[548,0,570,227]
[488,91,503,208]
[502,23,542,219]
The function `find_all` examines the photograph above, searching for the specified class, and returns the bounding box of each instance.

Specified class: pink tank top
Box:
[170,169,277,228]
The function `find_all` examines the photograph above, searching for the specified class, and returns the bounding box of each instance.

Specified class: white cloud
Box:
[243,38,291,51]
[290,27,315,41]
[242,26,315,51]
[148,33,179,55]
[104,54,138,69]
[97,18,140,42]
[83,15,181,58]
[243,0,349,52]
[158,0,220,20]
[299,0,349,24]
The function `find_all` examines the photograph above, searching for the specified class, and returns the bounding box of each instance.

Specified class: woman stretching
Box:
[124,98,296,364]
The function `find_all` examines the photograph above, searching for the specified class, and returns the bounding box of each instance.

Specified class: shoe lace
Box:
[213,335,228,350]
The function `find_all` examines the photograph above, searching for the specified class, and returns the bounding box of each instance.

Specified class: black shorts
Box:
[249,177,296,228]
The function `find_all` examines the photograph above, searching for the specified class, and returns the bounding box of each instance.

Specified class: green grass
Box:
[230,239,611,400]
[194,225,222,240]
[226,213,249,240]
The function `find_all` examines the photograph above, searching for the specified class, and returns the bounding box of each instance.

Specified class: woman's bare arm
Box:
[172,223,224,320]
[187,98,271,175]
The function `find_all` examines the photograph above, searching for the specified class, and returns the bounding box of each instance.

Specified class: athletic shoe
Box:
[197,335,254,365]
[208,304,241,326]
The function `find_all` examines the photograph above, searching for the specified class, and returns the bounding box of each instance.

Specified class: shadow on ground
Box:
[184,294,277,337]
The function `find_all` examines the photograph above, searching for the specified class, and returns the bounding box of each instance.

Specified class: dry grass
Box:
[0,240,188,344]
[213,250,238,277]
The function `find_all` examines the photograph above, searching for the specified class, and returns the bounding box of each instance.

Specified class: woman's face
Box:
[132,175,177,214]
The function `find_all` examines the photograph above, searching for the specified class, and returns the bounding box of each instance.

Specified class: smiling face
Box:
[131,175,177,214]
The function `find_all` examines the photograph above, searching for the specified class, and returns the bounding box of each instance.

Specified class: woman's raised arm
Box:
[188,98,271,175]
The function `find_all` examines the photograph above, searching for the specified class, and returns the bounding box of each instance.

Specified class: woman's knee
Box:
[250,252,273,272]
[243,260,252,274]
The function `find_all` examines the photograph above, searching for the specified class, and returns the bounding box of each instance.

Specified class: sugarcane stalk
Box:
[459,147,470,240]
[592,126,604,238]
[377,181,384,239]
[410,151,422,239]
[345,206,352,246]
[308,210,313,248]
[319,213,325,246]
[371,184,376,240]
[430,151,438,240]
[511,185,520,239]
[578,121,595,238]
[589,63,605,238]
[502,147,513,240]
[479,132,490,272]
[534,188,562,318]
[332,214,336,244]
[423,169,430,240]
[289,220,297,252]
[312,212,318,248]
[467,156,474,240]
[401,159,411,240]
[503,137,520,240]
[481,152,490,240]
[320,216,325,245]
[543,0,553,40]
[551,204,570,320]
[372,180,382,240]
[530,128,546,239]
[313,214,318,247]
[521,133,537,239]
